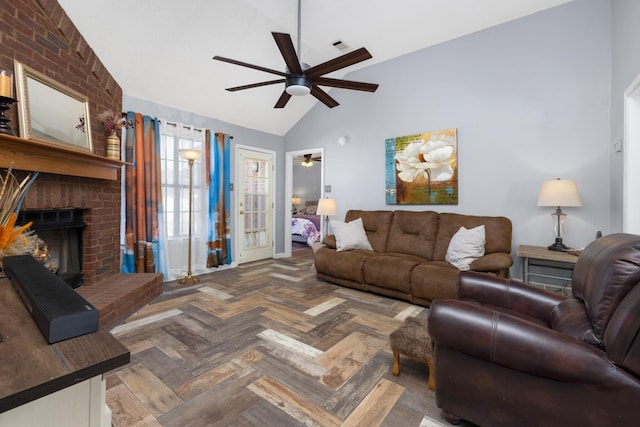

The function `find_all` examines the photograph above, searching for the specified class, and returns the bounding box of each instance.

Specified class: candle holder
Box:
[0,96,17,136]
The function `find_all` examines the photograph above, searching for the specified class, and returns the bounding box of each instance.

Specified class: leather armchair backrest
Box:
[386,210,439,259]
[432,213,512,261]
[605,281,640,376]
[572,233,640,340]
[344,210,393,252]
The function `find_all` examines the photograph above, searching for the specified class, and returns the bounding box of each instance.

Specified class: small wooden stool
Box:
[390,316,435,391]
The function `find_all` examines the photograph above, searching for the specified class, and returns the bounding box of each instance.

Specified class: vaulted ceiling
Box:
[58,0,572,136]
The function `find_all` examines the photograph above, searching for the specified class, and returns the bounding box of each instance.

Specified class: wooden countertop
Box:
[0,278,130,413]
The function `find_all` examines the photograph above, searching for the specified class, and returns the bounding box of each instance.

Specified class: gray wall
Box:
[285,0,611,279]
[610,0,640,231]
[292,161,322,208]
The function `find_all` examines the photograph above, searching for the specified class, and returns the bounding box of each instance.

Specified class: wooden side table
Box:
[517,245,579,290]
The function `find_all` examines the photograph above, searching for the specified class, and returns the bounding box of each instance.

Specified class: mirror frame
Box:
[14,60,93,153]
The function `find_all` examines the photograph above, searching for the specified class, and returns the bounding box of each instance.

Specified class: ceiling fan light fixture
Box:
[301,158,313,167]
[286,75,311,96]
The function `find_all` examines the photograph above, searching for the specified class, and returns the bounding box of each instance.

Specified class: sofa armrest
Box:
[428,299,616,384]
[457,271,565,322]
[322,234,336,249]
[469,252,512,277]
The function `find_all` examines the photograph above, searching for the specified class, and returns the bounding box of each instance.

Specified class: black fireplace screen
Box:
[17,209,86,288]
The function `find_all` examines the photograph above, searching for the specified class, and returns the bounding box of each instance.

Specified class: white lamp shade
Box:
[537,179,582,207]
[316,198,337,216]
[179,148,202,161]
[292,197,301,205]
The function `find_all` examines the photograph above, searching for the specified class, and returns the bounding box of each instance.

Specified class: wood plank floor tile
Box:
[304,297,347,316]
[107,383,163,427]
[247,376,342,427]
[116,363,184,417]
[111,308,183,335]
[257,329,324,359]
[341,378,405,427]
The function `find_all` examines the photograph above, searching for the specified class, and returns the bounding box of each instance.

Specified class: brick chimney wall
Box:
[0,0,123,285]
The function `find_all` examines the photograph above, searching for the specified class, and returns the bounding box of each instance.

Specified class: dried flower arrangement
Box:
[0,165,41,260]
[97,110,132,135]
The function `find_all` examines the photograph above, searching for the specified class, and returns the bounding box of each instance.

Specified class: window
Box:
[159,121,205,240]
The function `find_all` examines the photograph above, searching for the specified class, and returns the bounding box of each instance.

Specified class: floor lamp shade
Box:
[537,178,582,251]
[178,148,202,284]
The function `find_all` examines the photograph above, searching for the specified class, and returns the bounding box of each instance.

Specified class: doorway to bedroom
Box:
[285,147,325,258]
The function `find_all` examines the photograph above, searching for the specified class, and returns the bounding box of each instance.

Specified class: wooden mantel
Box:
[0,133,125,181]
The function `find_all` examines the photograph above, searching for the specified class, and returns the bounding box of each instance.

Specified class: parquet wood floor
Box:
[105,246,466,427]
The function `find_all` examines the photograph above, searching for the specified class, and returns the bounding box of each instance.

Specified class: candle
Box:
[0,70,11,98]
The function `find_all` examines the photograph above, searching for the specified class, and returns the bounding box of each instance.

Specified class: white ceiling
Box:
[58,0,572,136]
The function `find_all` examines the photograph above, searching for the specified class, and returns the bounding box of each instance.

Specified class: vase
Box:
[106,131,120,160]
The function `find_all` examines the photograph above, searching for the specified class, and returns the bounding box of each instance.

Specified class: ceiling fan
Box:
[299,153,321,167]
[212,0,378,109]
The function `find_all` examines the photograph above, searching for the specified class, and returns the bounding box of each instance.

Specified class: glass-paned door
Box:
[237,148,273,263]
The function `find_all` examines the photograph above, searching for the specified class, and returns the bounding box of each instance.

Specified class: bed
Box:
[292,204,321,246]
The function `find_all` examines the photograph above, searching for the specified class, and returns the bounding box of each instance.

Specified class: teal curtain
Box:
[205,131,232,267]
[122,112,167,277]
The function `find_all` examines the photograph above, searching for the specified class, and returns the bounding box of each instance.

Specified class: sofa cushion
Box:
[331,217,373,251]
[386,210,439,260]
[313,247,375,284]
[411,262,459,302]
[363,254,422,294]
[446,225,486,270]
[344,210,393,252]
[433,213,512,261]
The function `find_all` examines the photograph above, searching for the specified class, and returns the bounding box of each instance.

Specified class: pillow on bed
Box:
[330,217,373,251]
[445,225,485,270]
[302,205,317,215]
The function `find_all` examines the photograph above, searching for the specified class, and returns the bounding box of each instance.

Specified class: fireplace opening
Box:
[18,209,86,288]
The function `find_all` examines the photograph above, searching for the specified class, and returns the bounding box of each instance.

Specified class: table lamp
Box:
[291,197,300,214]
[316,198,337,237]
[537,178,582,251]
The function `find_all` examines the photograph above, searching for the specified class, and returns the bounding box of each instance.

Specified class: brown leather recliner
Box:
[428,233,640,427]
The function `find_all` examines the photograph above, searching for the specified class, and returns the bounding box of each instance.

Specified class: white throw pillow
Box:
[446,225,486,270]
[330,217,373,251]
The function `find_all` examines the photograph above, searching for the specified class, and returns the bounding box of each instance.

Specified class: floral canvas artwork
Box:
[385,128,458,205]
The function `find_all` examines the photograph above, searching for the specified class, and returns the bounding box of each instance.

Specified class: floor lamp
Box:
[178,148,202,285]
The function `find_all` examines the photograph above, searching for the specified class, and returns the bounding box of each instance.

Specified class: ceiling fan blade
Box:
[213,56,286,77]
[272,32,302,74]
[226,79,285,92]
[306,47,373,78]
[274,91,292,108]
[311,85,339,108]
[314,77,379,92]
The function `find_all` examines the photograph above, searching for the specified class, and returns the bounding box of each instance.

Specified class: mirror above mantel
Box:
[0,133,125,180]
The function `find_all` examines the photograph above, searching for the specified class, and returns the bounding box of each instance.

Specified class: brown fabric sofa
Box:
[314,210,512,306]
[428,233,640,427]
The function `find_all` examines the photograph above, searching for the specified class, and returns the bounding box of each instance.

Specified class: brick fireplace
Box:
[2,1,124,285]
